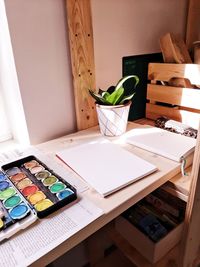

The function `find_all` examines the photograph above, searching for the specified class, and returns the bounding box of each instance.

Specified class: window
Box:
[0,0,29,147]
[0,91,12,142]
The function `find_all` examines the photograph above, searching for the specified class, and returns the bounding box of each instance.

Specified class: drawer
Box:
[115,188,185,263]
[115,215,183,263]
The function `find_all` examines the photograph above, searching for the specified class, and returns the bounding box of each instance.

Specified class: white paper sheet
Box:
[0,198,103,267]
[125,127,196,162]
[56,138,157,197]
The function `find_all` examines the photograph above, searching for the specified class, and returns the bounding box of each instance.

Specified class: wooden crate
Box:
[146,63,200,130]
[115,216,183,264]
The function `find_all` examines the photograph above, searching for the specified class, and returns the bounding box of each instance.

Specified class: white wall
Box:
[4,0,188,145]
[5,0,76,144]
[91,0,188,89]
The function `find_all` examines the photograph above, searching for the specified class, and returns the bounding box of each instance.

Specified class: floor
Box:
[94,249,136,267]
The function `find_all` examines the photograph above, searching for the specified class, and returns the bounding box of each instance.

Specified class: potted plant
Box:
[89,75,139,136]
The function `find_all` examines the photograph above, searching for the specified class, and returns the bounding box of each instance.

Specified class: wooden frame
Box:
[66,0,97,130]
[66,1,200,266]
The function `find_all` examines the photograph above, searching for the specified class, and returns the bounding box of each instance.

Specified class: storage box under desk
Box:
[115,188,185,263]
[115,215,183,263]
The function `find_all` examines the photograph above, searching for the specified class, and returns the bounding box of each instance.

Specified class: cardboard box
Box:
[115,215,183,263]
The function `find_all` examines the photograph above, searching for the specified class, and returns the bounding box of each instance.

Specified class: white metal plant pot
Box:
[96,101,131,137]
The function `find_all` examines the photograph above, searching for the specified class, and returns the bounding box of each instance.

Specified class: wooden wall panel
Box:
[181,121,200,267]
[66,0,97,130]
[186,0,200,50]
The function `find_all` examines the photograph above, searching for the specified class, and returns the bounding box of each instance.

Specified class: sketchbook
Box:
[125,127,196,162]
[56,138,157,197]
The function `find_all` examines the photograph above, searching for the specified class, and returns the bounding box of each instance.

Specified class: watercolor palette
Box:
[1,155,77,219]
[0,171,37,242]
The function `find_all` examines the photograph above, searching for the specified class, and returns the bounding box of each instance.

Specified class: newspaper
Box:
[0,198,103,267]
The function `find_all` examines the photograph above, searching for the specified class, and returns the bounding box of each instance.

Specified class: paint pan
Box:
[9,204,29,219]
[50,182,66,194]
[22,185,38,197]
[0,181,10,191]
[28,191,46,205]
[0,187,16,200]
[0,174,6,182]
[30,165,45,174]
[0,219,3,229]
[17,178,32,190]
[34,199,53,212]
[10,172,27,184]
[35,170,51,180]
[5,167,21,177]
[42,176,57,186]
[57,188,74,200]
[4,195,22,209]
[24,160,39,170]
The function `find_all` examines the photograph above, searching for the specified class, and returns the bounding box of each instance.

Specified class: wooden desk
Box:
[27,122,191,267]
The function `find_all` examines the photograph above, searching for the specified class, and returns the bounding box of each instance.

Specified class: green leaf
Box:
[102,91,110,100]
[106,87,124,105]
[119,93,135,104]
[88,90,110,104]
[115,75,139,91]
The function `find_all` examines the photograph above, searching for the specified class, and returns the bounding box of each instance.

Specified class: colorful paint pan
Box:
[4,195,21,209]
[22,185,38,197]
[35,170,50,180]
[0,181,10,191]
[57,189,74,200]
[30,165,45,174]
[0,219,4,229]
[43,176,57,186]
[5,167,21,176]
[0,174,5,182]
[17,178,32,190]
[10,172,26,184]
[50,182,66,193]
[0,187,16,200]
[9,204,29,219]
[35,199,53,212]
[24,160,39,170]
[28,191,46,205]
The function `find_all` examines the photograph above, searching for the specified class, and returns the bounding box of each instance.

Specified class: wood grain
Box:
[147,84,200,110]
[181,121,200,267]
[148,63,200,85]
[186,0,200,50]
[159,33,192,63]
[146,103,200,129]
[66,0,97,130]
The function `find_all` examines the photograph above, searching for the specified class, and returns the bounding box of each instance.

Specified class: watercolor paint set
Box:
[0,155,77,242]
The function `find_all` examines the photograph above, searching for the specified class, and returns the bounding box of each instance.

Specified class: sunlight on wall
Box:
[0,0,30,146]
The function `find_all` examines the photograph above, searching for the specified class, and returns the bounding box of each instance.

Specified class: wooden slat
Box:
[159,33,192,63]
[146,103,200,129]
[181,121,200,267]
[147,84,200,110]
[148,63,200,85]
[66,0,97,130]
[166,167,192,198]
[186,0,200,50]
